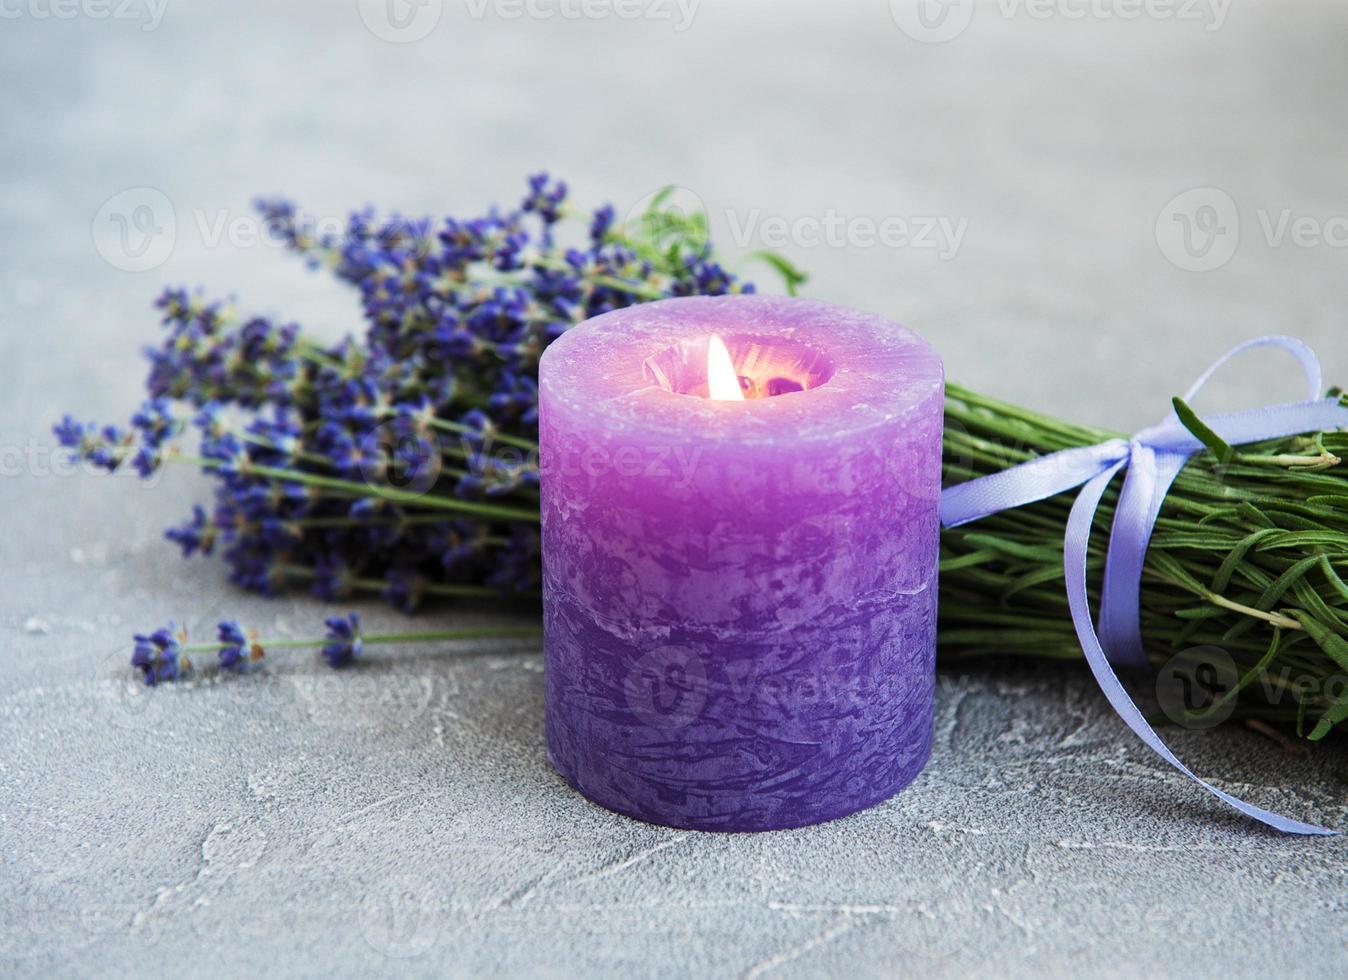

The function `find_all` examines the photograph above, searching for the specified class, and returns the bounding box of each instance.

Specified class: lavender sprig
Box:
[131,614,542,685]
[62,176,763,618]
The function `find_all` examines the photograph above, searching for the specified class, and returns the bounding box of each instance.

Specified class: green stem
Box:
[293,341,346,372]
[277,563,537,601]
[530,255,666,301]
[1240,451,1342,469]
[295,516,506,543]
[171,454,540,523]
[181,625,542,655]
[425,417,539,451]
[237,430,332,467]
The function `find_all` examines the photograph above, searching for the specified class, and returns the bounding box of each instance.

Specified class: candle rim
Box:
[540,295,944,446]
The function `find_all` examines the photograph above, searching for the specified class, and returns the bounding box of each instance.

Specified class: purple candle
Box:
[539,296,943,831]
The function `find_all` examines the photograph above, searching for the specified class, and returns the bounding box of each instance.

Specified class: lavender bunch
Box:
[59,177,773,681]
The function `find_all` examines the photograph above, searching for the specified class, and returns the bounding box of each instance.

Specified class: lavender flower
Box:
[131,626,189,685]
[54,418,131,473]
[321,613,362,668]
[216,619,267,673]
[130,397,176,447]
[166,505,216,556]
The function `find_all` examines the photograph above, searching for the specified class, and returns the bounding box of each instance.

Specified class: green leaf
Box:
[1211,528,1279,592]
[739,251,808,296]
[646,185,676,213]
[1320,556,1348,602]
[1294,614,1348,739]
[1295,613,1348,675]
[1307,699,1348,741]
[963,533,1062,564]
[1254,555,1323,611]
[1237,502,1277,529]
[938,549,1001,572]
[1253,531,1348,552]
[1172,396,1237,464]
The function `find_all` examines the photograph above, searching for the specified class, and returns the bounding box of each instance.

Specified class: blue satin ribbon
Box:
[940,336,1348,836]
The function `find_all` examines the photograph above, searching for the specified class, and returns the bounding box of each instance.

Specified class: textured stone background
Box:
[2,1,1347,976]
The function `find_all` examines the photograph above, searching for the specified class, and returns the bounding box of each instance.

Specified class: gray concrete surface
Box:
[3,1,1348,976]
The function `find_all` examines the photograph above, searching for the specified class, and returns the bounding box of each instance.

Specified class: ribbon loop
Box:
[940,336,1348,836]
[1180,334,1324,405]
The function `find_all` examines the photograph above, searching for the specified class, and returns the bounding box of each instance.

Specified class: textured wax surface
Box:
[540,298,944,830]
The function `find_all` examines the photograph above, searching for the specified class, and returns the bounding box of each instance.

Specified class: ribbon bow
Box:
[940,336,1348,836]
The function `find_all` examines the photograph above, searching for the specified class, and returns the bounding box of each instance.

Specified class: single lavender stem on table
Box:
[132,614,543,685]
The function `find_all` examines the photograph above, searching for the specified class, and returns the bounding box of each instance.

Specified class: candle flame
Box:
[706,334,744,401]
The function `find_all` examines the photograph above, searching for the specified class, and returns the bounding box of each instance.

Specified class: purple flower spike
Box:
[217,620,263,672]
[131,626,190,686]
[321,613,362,668]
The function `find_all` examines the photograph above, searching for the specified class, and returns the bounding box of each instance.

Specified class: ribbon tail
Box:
[1097,447,1188,671]
[1064,464,1336,836]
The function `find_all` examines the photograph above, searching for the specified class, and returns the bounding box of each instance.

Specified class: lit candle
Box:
[539,296,944,831]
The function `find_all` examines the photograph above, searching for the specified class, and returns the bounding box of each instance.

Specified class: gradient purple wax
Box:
[539,296,944,831]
